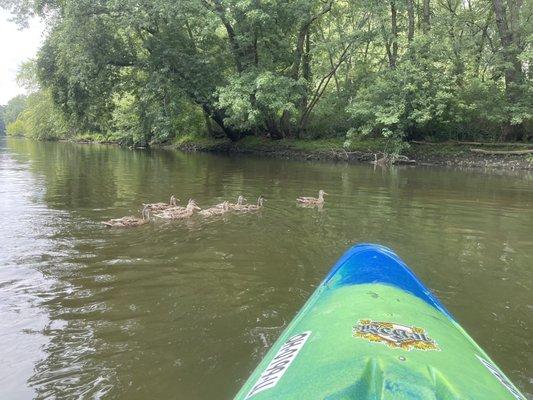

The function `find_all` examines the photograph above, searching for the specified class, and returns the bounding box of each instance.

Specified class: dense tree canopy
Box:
[3,94,27,126]
[2,0,532,147]
[0,105,5,135]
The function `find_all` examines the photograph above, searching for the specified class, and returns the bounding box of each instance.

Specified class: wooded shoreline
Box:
[2,0,531,149]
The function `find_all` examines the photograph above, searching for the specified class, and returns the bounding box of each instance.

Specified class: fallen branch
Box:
[392,155,417,164]
[370,153,417,166]
[470,148,533,155]
[412,140,533,148]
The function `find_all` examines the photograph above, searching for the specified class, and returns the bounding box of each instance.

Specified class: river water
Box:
[0,137,531,399]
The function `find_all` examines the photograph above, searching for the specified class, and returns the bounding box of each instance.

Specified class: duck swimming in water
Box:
[154,199,201,220]
[229,195,248,210]
[103,205,151,228]
[297,190,328,206]
[199,201,231,217]
[144,195,179,212]
[237,196,265,212]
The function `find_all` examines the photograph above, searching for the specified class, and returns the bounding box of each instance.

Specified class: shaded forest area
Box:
[1,0,531,152]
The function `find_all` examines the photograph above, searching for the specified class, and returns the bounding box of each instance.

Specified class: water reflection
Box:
[1,137,532,399]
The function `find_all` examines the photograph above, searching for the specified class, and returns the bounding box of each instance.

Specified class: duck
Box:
[237,196,265,212]
[154,199,201,220]
[372,153,389,166]
[229,195,248,210]
[297,190,328,205]
[103,205,151,228]
[199,201,231,217]
[144,195,179,212]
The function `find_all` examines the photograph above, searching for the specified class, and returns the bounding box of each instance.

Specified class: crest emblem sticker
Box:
[353,320,439,351]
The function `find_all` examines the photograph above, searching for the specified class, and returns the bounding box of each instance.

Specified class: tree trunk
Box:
[202,104,243,141]
[390,1,398,68]
[406,0,415,42]
[303,32,311,82]
[291,0,332,79]
[280,110,292,138]
[203,0,244,73]
[422,0,431,33]
[491,0,524,140]
[475,10,493,75]
[265,117,283,139]
[203,109,214,137]
[298,32,312,138]
[292,27,308,80]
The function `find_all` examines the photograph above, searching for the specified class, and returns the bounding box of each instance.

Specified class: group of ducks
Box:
[102,190,327,228]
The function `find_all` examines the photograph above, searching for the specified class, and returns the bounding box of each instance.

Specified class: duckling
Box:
[199,201,231,217]
[237,196,265,212]
[144,195,179,212]
[229,195,248,210]
[155,199,201,220]
[103,205,151,228]
[297,190,328,205]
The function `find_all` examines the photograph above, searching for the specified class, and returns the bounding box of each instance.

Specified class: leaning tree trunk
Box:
[202,104,244,142]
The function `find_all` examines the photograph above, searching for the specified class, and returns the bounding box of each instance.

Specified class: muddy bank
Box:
[175,139,533,171]
[61,135,533,171]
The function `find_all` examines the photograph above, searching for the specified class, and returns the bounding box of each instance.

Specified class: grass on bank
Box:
[174,134,391,153]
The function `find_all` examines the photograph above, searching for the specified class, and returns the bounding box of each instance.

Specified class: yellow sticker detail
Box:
[353,320,439,351]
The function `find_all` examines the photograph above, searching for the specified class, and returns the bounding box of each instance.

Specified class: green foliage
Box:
[1,0,532,148]
[4,95,27,126]
[110,93,144,146]
[346,43,463,143]
[217,72,303,131]
[6,90,68,140]
[0,105,5,134]
[6,118,27,136]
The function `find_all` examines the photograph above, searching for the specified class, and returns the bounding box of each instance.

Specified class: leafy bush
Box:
[217,71,303,132]
[6,118,28,136]
[6,90,67,140]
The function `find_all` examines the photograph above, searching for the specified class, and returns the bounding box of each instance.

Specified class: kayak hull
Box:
[235,244,525,400]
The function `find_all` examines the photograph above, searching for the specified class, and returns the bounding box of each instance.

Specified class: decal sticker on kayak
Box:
[476,355,525,400]
[353,320,439,351]
[245,331,311,399]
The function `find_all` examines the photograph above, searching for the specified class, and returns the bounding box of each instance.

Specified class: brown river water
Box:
[0,137,531,399]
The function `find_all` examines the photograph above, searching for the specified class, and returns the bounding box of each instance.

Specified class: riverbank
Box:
[171,135,533,171]
[25,133,533,171]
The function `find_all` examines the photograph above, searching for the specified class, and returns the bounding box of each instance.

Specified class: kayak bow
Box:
[235,243,525,400]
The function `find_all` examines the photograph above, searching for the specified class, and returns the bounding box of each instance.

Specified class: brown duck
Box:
[144,195,179,212]
[297,190,328,205]
[103,205,151,228]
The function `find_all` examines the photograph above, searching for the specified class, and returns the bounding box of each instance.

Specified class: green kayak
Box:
[235,243,525,400]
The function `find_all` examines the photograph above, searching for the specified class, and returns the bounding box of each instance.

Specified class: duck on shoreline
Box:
[103,205,151,228]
